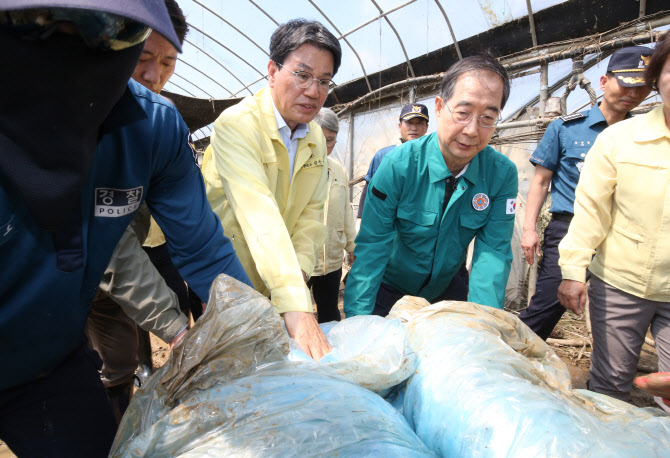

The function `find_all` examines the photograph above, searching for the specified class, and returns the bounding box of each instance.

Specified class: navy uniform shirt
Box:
[344,132,518,316]
[364,145,397,182]
[0,80,250,391]
[529,104,609,214]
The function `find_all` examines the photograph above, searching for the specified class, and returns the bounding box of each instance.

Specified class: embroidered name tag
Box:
[95,187,143,217]
[301,158,325,169]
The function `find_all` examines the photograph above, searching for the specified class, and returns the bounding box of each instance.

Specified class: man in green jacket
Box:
[344,54,518,317]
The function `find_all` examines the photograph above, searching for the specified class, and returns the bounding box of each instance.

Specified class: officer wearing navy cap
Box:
[0,1,250,455]
[357,103,430,217]
[519,46,653,340]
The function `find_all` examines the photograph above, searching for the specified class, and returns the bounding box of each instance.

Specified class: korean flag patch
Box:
[506,198,517,215]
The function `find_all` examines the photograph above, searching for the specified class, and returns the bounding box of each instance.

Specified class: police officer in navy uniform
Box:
[519,46,653,340]
[0,1,250,456]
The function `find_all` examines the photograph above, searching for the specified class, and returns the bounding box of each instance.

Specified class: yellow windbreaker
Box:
[313,156,356,276]
[202,87,328,314]
[559,105,670,301]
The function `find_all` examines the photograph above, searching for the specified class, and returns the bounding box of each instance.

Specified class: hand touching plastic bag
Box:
[111,275,433,457]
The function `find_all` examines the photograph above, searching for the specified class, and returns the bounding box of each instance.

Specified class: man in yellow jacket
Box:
[202,19,342,360]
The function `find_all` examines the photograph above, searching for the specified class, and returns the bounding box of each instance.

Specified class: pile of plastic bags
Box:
[111,275,432,457]
[112,275,670,457]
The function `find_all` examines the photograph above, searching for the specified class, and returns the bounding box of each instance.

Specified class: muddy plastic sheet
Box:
[111,275,433,457]
[388,297,670,457]
[288,315,417,393]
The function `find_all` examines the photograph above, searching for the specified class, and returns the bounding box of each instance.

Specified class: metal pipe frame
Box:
[187,22,266,78]
[164,80,197,98]
[336,74,442,117]
[184,38,254,96]
[370,0,416,77]
[193,0,269,57]
[177,57,233,97]
[504,28,667,72]
[433,0,462,59]
[525,0,538,47]
[307,0,373,92]
[347,111,355,201]
[170,72,214,98]
[233,75,268,97]
[502,13,670,67]
[538,63,548,117]
[247,0,279,25]
[338,0,417,40]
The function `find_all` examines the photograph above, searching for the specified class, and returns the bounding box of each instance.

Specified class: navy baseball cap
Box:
[1,0,182,52]
[399,103,429,122]
[607,46,653,87]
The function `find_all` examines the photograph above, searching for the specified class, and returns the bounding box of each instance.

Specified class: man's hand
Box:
[347,252,355,265]
[169,327,188,349]
[521,228,541,265]
[558,279,587,316]
[284,311,332,361]
[301,270,309,283]
[634,372,670,406]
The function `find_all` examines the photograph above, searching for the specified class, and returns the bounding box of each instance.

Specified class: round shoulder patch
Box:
[472,193,490,211]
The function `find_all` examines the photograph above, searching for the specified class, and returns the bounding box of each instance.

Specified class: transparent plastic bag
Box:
[387,296,670,457]
[288,315,417,393]
[111,275,433,457]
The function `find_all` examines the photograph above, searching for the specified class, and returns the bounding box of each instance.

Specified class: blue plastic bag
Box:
[388,297,670,457]
[288,315,417,393]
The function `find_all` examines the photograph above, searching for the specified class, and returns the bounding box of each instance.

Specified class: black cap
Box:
[1,0,182,52]
[399,103,429,122]
[606,46,653,87]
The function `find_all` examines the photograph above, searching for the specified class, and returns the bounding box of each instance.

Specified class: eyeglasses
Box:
[445,103,500,128]
[0,8,151,51]
[275,62,333,95]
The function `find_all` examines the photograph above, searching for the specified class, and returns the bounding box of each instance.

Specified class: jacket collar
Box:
[586,103,608,128]
[633,105,670,143]
[257,86,318,147]
[100,80,149,135]
[426,132,480,184]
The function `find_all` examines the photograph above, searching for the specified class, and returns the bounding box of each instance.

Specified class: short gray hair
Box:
[313,107,339,133]
[439,53,510,109]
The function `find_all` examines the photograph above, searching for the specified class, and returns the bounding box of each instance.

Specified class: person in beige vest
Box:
[308,108,356,323]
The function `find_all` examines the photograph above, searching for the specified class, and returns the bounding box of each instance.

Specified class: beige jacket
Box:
[98,203,188,342]
[313,157,356,276]
[559,105,670,301]
[202,87,328,314]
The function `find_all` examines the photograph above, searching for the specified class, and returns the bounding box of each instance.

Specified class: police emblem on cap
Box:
[472,193,489,211]
[412,105,422,112]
